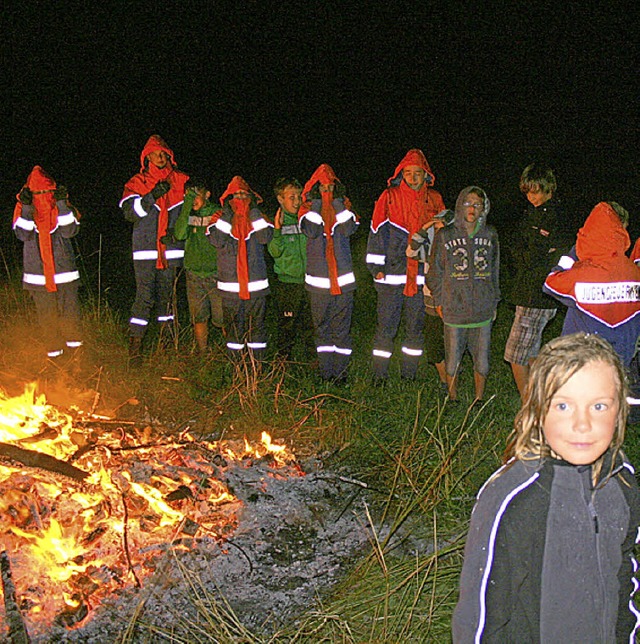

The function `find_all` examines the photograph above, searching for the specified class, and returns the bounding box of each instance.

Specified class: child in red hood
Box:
[543,201,640,367]
[120,135,189,366]
[13,166,82,363]
[208,176,273,362]
[366,149,446,381]
[299,164,359,382]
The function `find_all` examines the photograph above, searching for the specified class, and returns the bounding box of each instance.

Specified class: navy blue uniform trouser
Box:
[309,290,354,380]
[222,295,267,361]
[129,261,176,338]
[372,284,426,379]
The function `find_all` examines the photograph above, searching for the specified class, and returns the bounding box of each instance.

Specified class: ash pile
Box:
[46,458,372,643]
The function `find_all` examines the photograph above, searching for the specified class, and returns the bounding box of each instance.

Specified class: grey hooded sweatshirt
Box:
[427,186,500,325]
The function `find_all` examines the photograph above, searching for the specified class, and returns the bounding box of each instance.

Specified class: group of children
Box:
[11,137,640,639]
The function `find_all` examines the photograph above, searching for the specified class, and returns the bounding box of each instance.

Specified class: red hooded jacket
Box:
[368,149,445,296]
[544,202,640,327]
[121,135,189,269]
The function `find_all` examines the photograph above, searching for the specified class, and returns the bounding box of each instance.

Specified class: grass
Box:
[4,251,636,643]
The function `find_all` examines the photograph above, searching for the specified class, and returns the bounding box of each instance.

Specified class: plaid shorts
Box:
[504,306,556,365]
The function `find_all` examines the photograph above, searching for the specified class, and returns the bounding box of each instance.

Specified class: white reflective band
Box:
[317,345,335,353]
[402,347,423,356]
[366,253,385,265]
[133,250,158,260]
[157,315,174,322]
[57,212,78,226]
[133,196,148,218]
[575,281,640,304]
[305,272,356,289]
[23,271,80,285]
[164,249,184,259]
[130,317,149,326]
[557,255,575,270]
[375,274,406,285]
[247,342,267,349]
[251,217,272,231]
[188,215,214,227]
[217,279,269,293]
[66,341,83,348]
[119,194,138,208]
[335,209,356,224]
[334,346,352,356]
[227,342,245,350]
[301,211,323,226]
[372,349,392,359]
[281,224,302,235]
[627,397,640,405]
[48,349,64,358]
[216,219,232,234]
[13,217,36,231]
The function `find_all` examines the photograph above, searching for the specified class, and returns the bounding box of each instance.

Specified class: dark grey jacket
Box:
[452,454,640,642]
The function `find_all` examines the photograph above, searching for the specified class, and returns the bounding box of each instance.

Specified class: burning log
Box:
[0,550,31,644]
[0,442,88,481]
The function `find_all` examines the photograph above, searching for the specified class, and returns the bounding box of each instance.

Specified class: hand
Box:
[18,187,33,205]
[274,210,283,229]
[436,305,443,319]
[54,185,68,200]
[151,181,171,199]
[375,272,385,281]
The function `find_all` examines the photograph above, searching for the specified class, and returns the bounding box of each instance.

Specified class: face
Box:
[461,192,484,224]
[526,188,553,207]
[233,190,250,200]
[543,361,619,466]
[277,185,302,214]
[402,165,427,191]
[147,149,169,169]
[319,183,335,194]
[192,188,210,211]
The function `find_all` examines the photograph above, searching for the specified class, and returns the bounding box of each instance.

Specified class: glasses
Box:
[462,202,483,210]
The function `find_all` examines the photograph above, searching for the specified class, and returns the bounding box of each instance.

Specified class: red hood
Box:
[388,149,435,187]
[301,164,340,200]
[576,202,630,264]
[139,135,177,171]
[219,176,262,205]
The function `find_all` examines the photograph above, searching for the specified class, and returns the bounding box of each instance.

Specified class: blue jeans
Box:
[444,323,492,377]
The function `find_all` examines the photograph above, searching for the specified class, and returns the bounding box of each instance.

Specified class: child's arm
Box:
[542,245,579,308]
[208,207,233,249]
[249,208,274,245]
[332,198,359,237]
[173,190,196,241]
[299,200,324,239]
[425,230,444,309]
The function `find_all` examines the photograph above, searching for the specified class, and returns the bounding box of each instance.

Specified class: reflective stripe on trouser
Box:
[129,262,177,338]
[372,284,426,379]
[222,295,267,361]
[309,291,354,380]
[30,282,81,358]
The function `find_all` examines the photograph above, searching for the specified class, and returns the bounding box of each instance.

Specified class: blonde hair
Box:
[504,333,628,484]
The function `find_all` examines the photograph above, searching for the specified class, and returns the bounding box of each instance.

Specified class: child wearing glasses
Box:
[427,186,500,401]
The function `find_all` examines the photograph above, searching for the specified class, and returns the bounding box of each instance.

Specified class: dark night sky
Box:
[2,1,638,271]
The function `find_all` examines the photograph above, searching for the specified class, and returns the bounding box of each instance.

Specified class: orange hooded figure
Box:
[544,202,640,365]
[120,136,189,359]
[13,166,82,358]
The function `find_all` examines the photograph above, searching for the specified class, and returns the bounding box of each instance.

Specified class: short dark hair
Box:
[273,177,302,198]
[519,163,557,196]
[185,177,209,192]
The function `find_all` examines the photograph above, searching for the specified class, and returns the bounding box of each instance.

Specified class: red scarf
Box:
[219,176,263,301]
[14,166,60,292]
[300,164,345,295]
[122,135,188,269]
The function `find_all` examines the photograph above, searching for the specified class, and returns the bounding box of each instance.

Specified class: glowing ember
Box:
[0,383,301,638]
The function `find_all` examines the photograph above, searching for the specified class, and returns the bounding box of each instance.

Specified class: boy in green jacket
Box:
[173,178,223,352]
[268,177,313,360]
